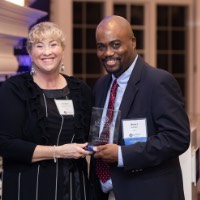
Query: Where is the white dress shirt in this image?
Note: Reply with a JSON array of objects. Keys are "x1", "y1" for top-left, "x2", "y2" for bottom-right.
[{"x1": 99, "y1": 55, "x2": 138, "y2": 193}]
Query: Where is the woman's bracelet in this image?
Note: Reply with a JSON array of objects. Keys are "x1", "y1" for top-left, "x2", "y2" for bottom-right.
[{"x1": 53, "y1": 145, "x2": 57, "y2": 163}]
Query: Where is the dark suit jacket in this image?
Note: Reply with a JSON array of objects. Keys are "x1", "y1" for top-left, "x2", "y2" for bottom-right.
[{"x1": 89, "y1": 55, "x2": 190, "y2": 200}]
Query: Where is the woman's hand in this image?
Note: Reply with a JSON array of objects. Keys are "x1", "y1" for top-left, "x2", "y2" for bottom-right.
[
  {"x1": 56, "y1": 142, "x2": 92, "y2": 159},
  {"x1": 32, "y1": 143, "x2": 92, "y2": 162}
]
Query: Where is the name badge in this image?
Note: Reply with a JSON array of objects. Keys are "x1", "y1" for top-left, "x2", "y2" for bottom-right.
[
  {"x1": 54, "y1": 99, "x2": 74, "y2": 116},
  {"x1": 122, "y1": 118, "x2": 147, "y2": 145}
]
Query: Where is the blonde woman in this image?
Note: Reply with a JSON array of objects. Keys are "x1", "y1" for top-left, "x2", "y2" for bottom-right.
[{"x1": 0, "y1": 22, "x2": 92, "y2": 200}]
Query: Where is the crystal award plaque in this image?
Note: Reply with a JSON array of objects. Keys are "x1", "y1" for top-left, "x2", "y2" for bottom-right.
[{"x1": 86, "y1": 107, "x2": 121, "y2": 151}]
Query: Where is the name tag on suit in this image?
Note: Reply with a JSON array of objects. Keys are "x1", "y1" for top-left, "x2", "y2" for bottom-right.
[{"x1": 122, "y1": 118, "x2": 147, "y2": 145}]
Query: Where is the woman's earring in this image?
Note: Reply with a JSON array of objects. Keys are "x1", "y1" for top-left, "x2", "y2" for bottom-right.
[
  {"x1": 61, "y1": 63, "x2": 65, "y2": 72},
  {"x1": 30, "y1": 65, "x2": 35, "y2": 75}
]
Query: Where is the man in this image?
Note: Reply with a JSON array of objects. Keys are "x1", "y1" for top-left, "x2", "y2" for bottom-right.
[{"x1": 89, "y1": 15, "x2": 190, "y2": 200}]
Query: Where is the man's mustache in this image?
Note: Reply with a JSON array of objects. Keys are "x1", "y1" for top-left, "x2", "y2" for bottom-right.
[{"x1": 102, "y1": 57, "x2": 121, "y2": 62}]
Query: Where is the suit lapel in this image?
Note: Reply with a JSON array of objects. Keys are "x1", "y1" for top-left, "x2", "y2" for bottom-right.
[
  {"x1": 119, "y1": 55, "x2": 144, "y2": 120},
  {"x1": 96, "y1": 75, "x2": 112, "y2": 108}
]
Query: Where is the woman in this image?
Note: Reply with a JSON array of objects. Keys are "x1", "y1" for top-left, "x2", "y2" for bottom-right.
[{"x1": 0, "y1": 22, "x2": 92, "y2": 200}]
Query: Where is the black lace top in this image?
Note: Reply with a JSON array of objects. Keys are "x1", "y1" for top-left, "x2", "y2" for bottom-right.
[
  {"x1": 0, "y1": 72, "x2": 92, "y2": 200},
  {"x1": 0, "y1": 72, "x2": 92, "y2": 168}
]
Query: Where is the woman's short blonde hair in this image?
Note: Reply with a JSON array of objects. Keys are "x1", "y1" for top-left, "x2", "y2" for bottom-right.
[{"x1": 26, "y1": 21, "x2": 65, "y2": 52}]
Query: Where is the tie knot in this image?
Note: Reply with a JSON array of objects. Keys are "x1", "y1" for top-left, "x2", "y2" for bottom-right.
[{"x1": 111, "y1": 79, "x2": 118, "y2": 92}]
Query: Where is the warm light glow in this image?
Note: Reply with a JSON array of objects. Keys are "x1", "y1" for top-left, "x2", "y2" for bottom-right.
[{"x1": 5, "y1": 0, "x2": 25, "y2": 6}]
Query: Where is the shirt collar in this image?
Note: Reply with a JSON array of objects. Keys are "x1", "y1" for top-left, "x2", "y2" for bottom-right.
[{"x1": 112, "y1": 54, "x2": 138, "y2": 86}]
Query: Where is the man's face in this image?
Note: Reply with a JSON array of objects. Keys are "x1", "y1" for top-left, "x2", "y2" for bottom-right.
[{"x1": 96, "y1": 26, "x2": 136, "y2": 77}]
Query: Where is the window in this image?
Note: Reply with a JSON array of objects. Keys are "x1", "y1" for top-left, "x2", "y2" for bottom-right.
[
  {"x1": 72, "y1": 1, "x2": 190, "y2": 108},
  {"x1": 157, "y1": 5, "x2": 188, "y2": 102},
  {"x1": 73, "y1": 1, "x2": 104, "y2": 88}
]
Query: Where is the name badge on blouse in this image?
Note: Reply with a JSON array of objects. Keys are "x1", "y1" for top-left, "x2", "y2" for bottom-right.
[
  {"x1": 122, "y1": 118, "x2": 147, "y2": 145},
  {"x1": 54, "y1": 99, "x2": 74, "y2": 116}
]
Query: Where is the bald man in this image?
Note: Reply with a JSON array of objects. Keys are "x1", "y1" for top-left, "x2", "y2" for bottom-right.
[{"x1": 89, "y1": 15, "x2": 190, "y2": 200}]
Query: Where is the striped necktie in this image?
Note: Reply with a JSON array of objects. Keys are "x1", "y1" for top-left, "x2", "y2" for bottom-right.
[{"x1": 96, "y1": 79, "x2": 118, "y2": 183}]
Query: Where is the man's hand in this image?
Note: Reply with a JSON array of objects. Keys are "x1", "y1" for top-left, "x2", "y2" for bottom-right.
[{"x1": 93, "y1": 144, "x2": 118, "y2": 163}]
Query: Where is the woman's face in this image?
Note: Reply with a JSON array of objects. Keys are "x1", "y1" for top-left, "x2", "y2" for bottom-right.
[{"x1": 29, "y1": 38, "x2": 63, "y2": 74}]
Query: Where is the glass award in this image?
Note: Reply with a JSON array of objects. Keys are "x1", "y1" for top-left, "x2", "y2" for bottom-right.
[{"x1": 86, "y1": 107, "x2": 121, "y2": 151}]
